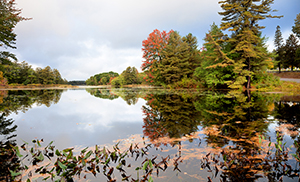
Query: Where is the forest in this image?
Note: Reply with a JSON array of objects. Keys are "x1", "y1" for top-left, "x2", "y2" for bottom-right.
[{"x1": 0, "y1": 0, "x2": 67, "y2": 86}]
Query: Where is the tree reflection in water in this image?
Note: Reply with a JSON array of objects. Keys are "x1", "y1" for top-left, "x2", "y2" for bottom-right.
[
  {"x1": 0, "y1": 113, "x2": 21, "y2": 181},
  {"x1": 142, "y1": 90, "x2": 300, "y2": 181},
  {"x1": 142, "y1": 91, "x2": 201, "y2": 144}
]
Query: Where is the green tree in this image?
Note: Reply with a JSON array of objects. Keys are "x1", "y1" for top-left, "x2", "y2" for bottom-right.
[
  {"x1": 283, "y1": 34, "x2": 300, "y2": 71},
  {"x1": 110, "y1": 75, "x2": 125, "y2": 87},
  {"x1": 121, "y1": 66, "x2": 139, "y2": 85},
  {"x1": 274, "y1": 25, "x2": 284, "y2": 73},
  {"x1": 0, "y1": 0, "x2": 28, "y2": 64},
  {"x1": 53, "y1": 68, "x2": 63, "y2": 84},
  {"x1": 86, "y1": 71, "x2": 119, "y2": 85},
  {"x1": 100, "y1": 77, "x2": 108, "y2": 85},
  {"x1": 158, "y1": 31, "x2": 190, "y2": 85},
  {"x1": 292, "y1": 13, "x2": 300, "y2": 39},
  {"x1": 182, "y1": 33, "x2": 201, "y2": 78},
  {"x1": 194, "y1": 23, "x2": 234, "y2": 89},
  {"x1": 218, "y1": 0, "x2": 281, "y2": 89},
  {"x1": 141, "y1": 30, "x2": 200, "y2": 87}
]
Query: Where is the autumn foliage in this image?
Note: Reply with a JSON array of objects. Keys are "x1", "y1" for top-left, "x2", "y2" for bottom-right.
[
  {"x1": 141, "y1": 29, "x2": 173, "y2": 71},
  {"x1": 141, "y1": 29, "x2": 173, "y2": 85}
]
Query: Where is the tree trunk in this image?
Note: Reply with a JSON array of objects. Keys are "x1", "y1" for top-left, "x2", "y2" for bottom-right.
[
  {"x1": 279, "y1": 63, "x2": 281, "y2": 73},
  {"x1": 247, "y1": 59, "x2": 251, "y2": 89}
]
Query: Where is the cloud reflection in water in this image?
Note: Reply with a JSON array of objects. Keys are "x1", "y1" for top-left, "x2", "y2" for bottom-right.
[{"x1": 11, "y1": 89, "x2": 146, "y2": 149}]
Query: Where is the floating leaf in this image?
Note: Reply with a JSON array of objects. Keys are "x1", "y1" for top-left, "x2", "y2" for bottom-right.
[
  {"x1": 36, "y1": 152, "x2": 44, "y2": 161},
  {"x1": 13, "y1": 146, "x2": 23, "y2": 158},
  {"x1": 37, "y1": 140, "x2": 41, "y2": 147},
  {"x1": 10, "y1": 170, "x2": 21, "y2": 177},
  {"x1": 84, "y1": 150, "x2": 93, "y2": 159},
  {"x1": 149, "y1": 159, "x2": 153, "y2": 169},
  {"x1": 58, "y1": 161, "x2": 67, "y2": 170},
  {"x1": 55, "y1": 149, "x2": 61, "y2": 156},
  {"x1": 81, "y1": 147, "x2": 88, "y2": 154},
  {"x1": 143, "y1": 161, "x2": 149, "y2": 170}
]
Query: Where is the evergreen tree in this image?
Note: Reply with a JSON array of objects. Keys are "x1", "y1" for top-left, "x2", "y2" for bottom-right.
[
  {"x1": 158, "y1": 31, "x2": 190, "y2": 85},
  {"x1": 0, "y1": 0, "x2": 28, "y2": 64},
  {"x1": 292, "y1": 13, "x2": 300, "y2": 39},
  {"x1": 284, "y1": 34, "x2": 300, "y2": 71},
  {"x1": 182, "y1": 33, "x2": 201, "y2": 78},
  {"x1": 218, "y1": 0, "x2": 281, "y2": 89},
  {"x1": 274, "y1": 25, "x2": 284, "y2": 73},
  {"x1": 194, "y1": 23, "x2": 234, "y2": 89}
]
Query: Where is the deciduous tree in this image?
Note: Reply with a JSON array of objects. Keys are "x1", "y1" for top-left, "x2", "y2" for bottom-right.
[
  {"x1": 121, "y1": 66, "x2": 139, "y2": 85},
  {"x1": 141, "y1": 29, "x2": 173, "y2": 85}
]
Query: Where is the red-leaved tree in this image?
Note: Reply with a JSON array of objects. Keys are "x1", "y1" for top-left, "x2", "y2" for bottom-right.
[{"x1": 141, "y1": 29, "x2": 173, "y2": 85}]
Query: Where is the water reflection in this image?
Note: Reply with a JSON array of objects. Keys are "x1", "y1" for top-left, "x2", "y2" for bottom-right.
[
  {"x1": 141, "y1": 90, "x2": 300, "y2": 181},
  {"x1": 0, "y1": 88, "x2": 299, "y2": 181},
  {"x1": 0, "y1": 89, "x2": 65, "y2": 115},
  {"x1": 142, "y1": 91, "x2": 201, "y2": 143},
  {"x1": 86, "y1": 88, "x2": 119, "y2": 100},
  {"x1": 87, "y1": 88, "x2": 145, "y2": 105},
  {"x1": 0, "y1": 113, "x2": 20, "y2": 181}
]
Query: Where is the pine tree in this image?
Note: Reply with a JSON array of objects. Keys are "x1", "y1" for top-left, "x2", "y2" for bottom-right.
[
  {"x1": 194, "y1": 23, "x2": 234, "y2": 89},
  {"x1": 159, "y1": 31, "x2": 190, "y2": 85},
  {"x1": 292, "y1": 13, "x2": 300, "y2": 39},
  {"x1": 182, "y1": 33, "x2": 201, "y2": 78},
  {"x1": 218, "y1": 0, "x2": 281, "y2": 89},
  {"x1": 0, "y1": 0, "x2": 29, "y2": 64},
  {"x1": 284, "y1": 34, "x2": 300, "y2": 71},
  {"x1": 274, "y1": 25, "x2": 284, "y2": 73}
]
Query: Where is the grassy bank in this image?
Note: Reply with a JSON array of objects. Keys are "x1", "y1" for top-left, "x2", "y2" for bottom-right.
[
  {"x1": 272, "y1": 72, "x2": 300, "y2": 78},
  {"x1": 0, "y1": 84, "x2": 78, "y2": 90}
]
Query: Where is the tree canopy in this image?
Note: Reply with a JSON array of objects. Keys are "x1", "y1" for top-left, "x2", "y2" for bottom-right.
[
  {"x1": 0, "y1": 0, "x2": 29, "y2": 63},
  {"x1": 86, "y1": 71, "x2": 119, "y2": 85},
  {"x1": 292, "y1": 13, "x2": 300, "y2": 39},
  {"x1": 216, "y1": 0, "x2": 281, "y2": 89}
]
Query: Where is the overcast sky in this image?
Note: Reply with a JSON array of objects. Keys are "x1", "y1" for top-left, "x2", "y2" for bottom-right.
[{"x1": 10, "y1": 0, "x2": 300, "y2": 80}]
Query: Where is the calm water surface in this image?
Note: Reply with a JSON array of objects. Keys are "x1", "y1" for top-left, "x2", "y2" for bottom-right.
[
  {"x1": 0, "y1": 88, "x2": 299, "y2": 181},
  {"x1": 11, "y1": 89, "x2": 145, "y2": 148}
]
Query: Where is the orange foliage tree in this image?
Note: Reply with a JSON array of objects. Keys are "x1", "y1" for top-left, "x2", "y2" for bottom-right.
[{"x1": 141, "y1": 29, "x2": 173, "y2": 85}]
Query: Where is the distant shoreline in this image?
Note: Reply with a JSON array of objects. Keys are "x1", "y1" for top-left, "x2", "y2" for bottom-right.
[{"x1": 0, "y1": 84, "x2": 156, "y2": 90}]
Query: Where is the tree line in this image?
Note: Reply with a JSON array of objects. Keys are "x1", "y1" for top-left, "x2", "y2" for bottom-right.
[
  {"x1": 0, "y1": 61, "x2": 67, "y2": 85},
  {"x1": 0, "y1": 0, "x2": 67, "y2": 86},
  {"x1": 86, "y1": 67, "x2": 147, "y2": 87},
  {"x1": 274, "y1": 14, "x2": 300, "y2": 72}
]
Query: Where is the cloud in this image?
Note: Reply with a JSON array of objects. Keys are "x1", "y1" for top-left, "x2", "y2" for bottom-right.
[{"x1": 12, "y1": 0, "x2": 221, "y2": 80}]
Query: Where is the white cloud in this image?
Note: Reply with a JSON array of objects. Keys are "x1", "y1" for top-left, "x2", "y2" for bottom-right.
[{"x1": 12, "y1": 0, "x2": 221, "y2": 80}]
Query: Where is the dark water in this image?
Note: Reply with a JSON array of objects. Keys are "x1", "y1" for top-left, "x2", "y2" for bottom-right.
[{"x1": 0, "y1": 88, "x2": 299, "y2": 181}]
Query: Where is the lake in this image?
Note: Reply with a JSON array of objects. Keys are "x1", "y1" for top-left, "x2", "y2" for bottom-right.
[{"x1": 0, "y1": 88, "x2": 299, "y2": 181}]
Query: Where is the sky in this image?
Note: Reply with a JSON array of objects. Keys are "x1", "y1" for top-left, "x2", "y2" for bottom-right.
[{"x1": 9, "y1": 0, "x2": 300, "y2": 81}]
